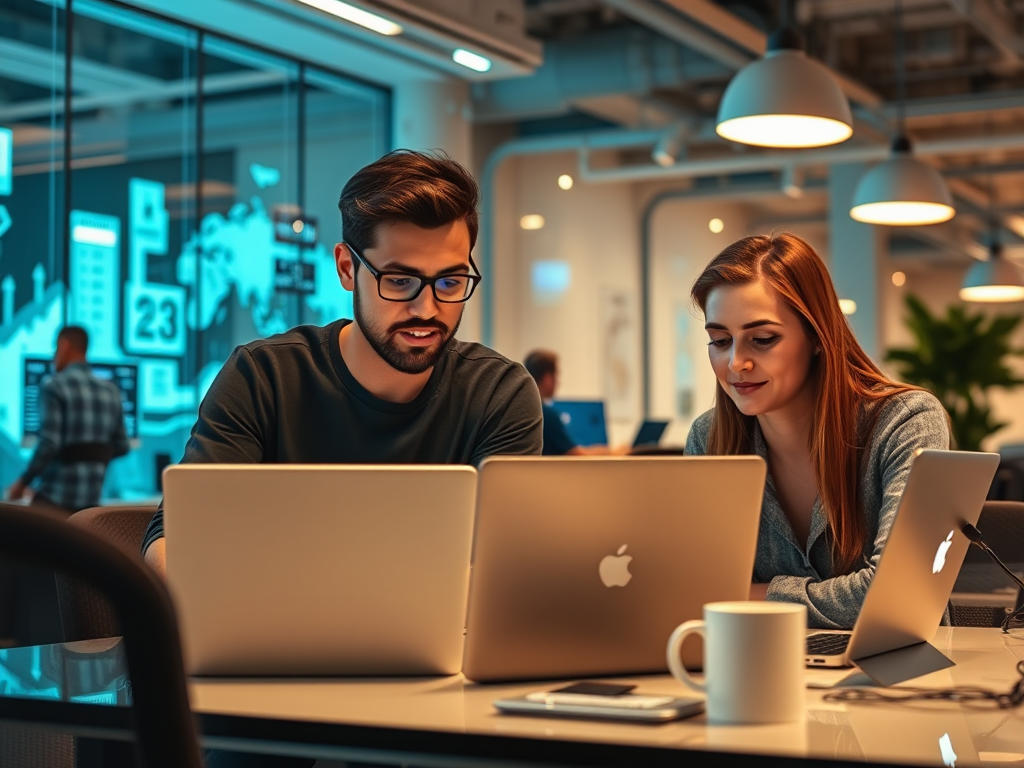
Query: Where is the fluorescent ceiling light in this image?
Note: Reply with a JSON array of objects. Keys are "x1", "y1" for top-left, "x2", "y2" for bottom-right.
[
  {"x1": 295, "y1": 0, "x2": 402, "y2": 36},
  {"x1": 453, "y1": 48, "x2": 491, "y2": 72}
]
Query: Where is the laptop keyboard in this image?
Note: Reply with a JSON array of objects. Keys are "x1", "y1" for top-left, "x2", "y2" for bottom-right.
[{"x1": 806, "y1": 632, "x2": 852, "y2": 656}]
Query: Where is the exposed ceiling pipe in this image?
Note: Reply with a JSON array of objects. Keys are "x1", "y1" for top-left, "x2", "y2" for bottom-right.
[
  {"x1": 602, "y1": 0, "x2": 884, "y2": 109},
  {"x1": 576, "y1": 131, "x2": 1024, "y2": 185},
  {"x1": 472, "y1": 26, "x2": 730, "y2": 124}
]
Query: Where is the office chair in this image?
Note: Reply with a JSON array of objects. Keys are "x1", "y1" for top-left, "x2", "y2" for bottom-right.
[
  {"x1": 950, "y1": 500, "x2": 1024, "y2": 628},
  {"x1": 0, "y1": 502, "x2": 202, "y2": 768},
  {"x1": 55, "y1": 505, "x2": 156, "y2": 642}
]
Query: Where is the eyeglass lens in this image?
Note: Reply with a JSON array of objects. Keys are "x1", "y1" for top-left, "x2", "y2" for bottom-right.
[{"x1": 379, "y1": 274, "x2": 474, "y2": 302}]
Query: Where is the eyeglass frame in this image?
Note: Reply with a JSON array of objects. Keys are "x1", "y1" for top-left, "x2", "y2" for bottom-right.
[{"x1": 345, "y1": 243, "x2": 483, "y2": 304}]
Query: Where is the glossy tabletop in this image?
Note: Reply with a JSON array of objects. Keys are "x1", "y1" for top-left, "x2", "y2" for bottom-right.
[{"x1": 2, "y1": 628, "x2": 1023, "y2": 767}]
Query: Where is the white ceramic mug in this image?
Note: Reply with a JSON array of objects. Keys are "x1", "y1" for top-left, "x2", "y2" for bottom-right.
[{"x1": 666, "y1": 601, "x2": 807, "y2": 725}]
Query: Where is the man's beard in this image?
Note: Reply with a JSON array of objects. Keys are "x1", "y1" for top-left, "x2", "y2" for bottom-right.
[{"x1": 354, "y1": 288, "x2": 462, "y2": 374}]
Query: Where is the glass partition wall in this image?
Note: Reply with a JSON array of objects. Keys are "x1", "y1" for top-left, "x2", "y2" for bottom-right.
[{"x1": 0, "y1": 0, "x2": 389, "y2": 500}]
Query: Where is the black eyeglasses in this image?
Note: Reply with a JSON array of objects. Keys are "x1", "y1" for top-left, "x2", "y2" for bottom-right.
[{"x1": 347, "y1": 244, "x2": 482, "y2": 303}]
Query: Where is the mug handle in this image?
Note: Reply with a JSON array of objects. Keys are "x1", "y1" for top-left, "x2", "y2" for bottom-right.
[{"x1": 666, "y1": 620, "x2": 707, "y2": 693}]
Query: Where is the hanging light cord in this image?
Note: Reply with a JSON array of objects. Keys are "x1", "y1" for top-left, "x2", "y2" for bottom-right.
[{"x1": 895, "y1": 0, "x2": 907, "y2": 138}]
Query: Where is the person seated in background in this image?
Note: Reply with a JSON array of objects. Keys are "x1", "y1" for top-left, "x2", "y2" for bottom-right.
[
  {"x1": 523, "y1": 349, "x2": 629, "y2": 456},
  {"x1": 686, "y1": 232, "x2": 949, "y2": 629},
  {"x1": 143, "y1": 149, "x2": 543, "y2": 580},
  {"x1": 5, "y1": 326, "x2": 129, "y2": 516}
]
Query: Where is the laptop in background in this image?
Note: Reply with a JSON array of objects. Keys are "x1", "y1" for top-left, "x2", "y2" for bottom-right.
[
  {"x1": 804, "y1": 449, "x2": 999, "y2": 685},
  {"x1": 163, "y1": 464, "x2": 477, "y2": 677},
  {"x1": 463, "y1": 455, "x2": 766, "y2": 682},
  {"x1": 631, "y1": 420, "x2": 670, "y2": 449},
  {"x1": 550, "y1": 400, "x2": 607, "y2": 446}
]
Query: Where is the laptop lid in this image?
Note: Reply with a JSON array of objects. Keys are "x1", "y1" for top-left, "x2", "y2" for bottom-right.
[
  {"x1": 632, "y1": 420, "x2": 670, "y2": 449},
  {"x1": 550, "y1": 400, "x2": 608, "y2": 446},
  {"x1": 847, "y1": 449, "x2": 999, "y2": 664},
  {"x1": 463, "y1": 455, "x2": 766, "y2": 682},
  {"x1": 163, "y1": 464, "x2": 477, "y2": 677}
]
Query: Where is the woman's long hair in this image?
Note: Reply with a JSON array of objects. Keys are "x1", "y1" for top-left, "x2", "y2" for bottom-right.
[{"x1": 691, "y1": 233, "x2": 918, "y2": 574}]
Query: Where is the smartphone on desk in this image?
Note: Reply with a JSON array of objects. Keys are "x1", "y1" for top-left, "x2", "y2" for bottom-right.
[{"x1": 493, "y1": 681, "x2": 704, "y2": 723}]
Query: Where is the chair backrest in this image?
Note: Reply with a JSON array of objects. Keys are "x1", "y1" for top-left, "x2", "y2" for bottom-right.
[
  {"x1": 0, "y1": 502, "x2": 201, "y2": 768},
  {"x1": 964, "y1": 501, "x2": 1024, "y2": 566},
  {"x1": 55, "y1": 506, "x2": 156, "y2": 642}
]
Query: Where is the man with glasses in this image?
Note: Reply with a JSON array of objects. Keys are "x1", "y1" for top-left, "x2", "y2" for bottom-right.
[{"x1": 143, "y1": 150, "x2": 542, "y2": 579}]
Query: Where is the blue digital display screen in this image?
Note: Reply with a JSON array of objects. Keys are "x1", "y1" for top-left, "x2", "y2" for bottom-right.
[{"x1": 23, "y1": 358, "x2": 139, "y2": 441}]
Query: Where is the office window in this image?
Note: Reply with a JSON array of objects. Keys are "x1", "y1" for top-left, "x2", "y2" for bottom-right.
[{"x1": 0, "y1": 0, "x2": 390, "y2": 500}]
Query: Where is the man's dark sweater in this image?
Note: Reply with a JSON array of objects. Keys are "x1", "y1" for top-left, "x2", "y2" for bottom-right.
[{"x1": 143, "y1": 319, "x2": 543, "y2": 551}]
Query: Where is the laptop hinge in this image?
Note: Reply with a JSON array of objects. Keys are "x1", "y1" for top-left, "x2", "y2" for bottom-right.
[{"x1": 850, "y1": 641, "x2": 955, "y2": 686}]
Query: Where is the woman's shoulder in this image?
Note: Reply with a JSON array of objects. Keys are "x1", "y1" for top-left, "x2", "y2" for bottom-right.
[
  {"x1": 870, "y1": 387, "x2": 945, "y2": 421},
  {"x1": 685, "y1": 408, "x2": 716, "y2": 453},
  {"x1": 864, "y1": 387, "x2": 949, "y2": 450}
]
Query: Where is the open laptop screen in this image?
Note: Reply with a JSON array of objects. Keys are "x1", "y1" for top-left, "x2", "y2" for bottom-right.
[{"x1": 551, "y1": 400, "x2": 608, "y2": 447}]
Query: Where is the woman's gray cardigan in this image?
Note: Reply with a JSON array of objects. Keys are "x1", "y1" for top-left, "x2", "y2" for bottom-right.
[{"x1": 685, "y1": 390, "x2": 950, "y2": 629}]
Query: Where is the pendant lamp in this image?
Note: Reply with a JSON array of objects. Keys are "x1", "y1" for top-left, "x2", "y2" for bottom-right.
[
  {"x1": 849, "y1": 0, "x2": 954, "y2": 226},
  {"x1": 960, "y1": 244, "x2": 1024, "y2": 303},
  {"x1": 715, "y1": 2, "x2": 852, "y2": 149},
  {"x1": 959, "y1": 139, "x2": 1024, "y2": 302}
]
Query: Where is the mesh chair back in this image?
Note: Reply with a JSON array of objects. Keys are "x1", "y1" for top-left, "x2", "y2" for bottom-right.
[
  {"x1": 0, "y1": 502, "x2": 201, "y2": 768},
  {"x1": 55, "y1": 506, "x2": 155, "y2": 642},
  {"x1": 952, "y1": 500, "x2": 1024, "y2": 627}
]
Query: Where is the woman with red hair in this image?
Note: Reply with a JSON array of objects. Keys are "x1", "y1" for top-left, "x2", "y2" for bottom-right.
[{"x1": 686, "y1": 232, "x2": 949, "y2": 629}]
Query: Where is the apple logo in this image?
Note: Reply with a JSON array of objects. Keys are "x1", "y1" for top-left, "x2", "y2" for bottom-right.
[
  {"x1": 599, "y1": 544, "x2": 633, "y2": 587},
  {"x1": 939, "y1": 733, "x2": 957, "y2": 768},
  {"x1": 932, "y1": 530, "x2": 955, "y2": 574}
]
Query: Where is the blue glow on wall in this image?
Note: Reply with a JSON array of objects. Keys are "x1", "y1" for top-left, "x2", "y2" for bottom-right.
[
  {"x1": 531, "y1": 260, "x2": 572, "y2": 305},
  {"x1": 0, "y1": 127, "x2": 11, "y2": 197}
]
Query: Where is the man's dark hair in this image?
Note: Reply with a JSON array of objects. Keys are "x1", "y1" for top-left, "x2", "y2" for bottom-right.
[
  {"x1": 523, "y1": 350, "x2": 558, "y2": 385},
  {"x1": 338, "y1": 149, "x2": 480, "y2": 264},
  {"x1": 58, "y1": 325, "x2": 89, "y2": 354}
]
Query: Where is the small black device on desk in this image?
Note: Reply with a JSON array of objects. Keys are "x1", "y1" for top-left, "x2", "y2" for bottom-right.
[{"x1": 493, "y1": 681, "x2": 704, "y2": 723}]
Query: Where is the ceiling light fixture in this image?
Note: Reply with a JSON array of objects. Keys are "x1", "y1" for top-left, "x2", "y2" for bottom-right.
[
  {"x1": 715, "y1": 0, "x2": 852, "y2": 148},
  {"x1": 849, "y1": 0, "x2": 954, "y2": 226},
  {"x1": 453, "y1": 48, "x2": 492, "y2": 72},
  {"x1": 960, "y1": 245, "x2": 1024, "y2": 303},
  {"x1": 295, "y1": 0, "x2": 402, "y2": 36},
  {"x1": 959, "y1": 122, "x2": 1024, "y2": 302}
]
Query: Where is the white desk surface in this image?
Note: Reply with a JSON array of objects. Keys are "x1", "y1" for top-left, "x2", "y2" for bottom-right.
[{"x1": 188, "y1": 627, "x2": 1024, "y2": 767}]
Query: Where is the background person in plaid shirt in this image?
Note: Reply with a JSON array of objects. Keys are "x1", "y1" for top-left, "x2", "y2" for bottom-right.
[{"x1": 5, "y1": 326, "x2": 130, "y2": 515}]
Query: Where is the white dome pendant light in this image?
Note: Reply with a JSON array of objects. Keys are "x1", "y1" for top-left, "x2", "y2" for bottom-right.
[
  {"x1": 960, "y1": 139, "x2": 1024, "y2": 302},
  {"x1": 715, "y1": 0, "x2": 852, "y2": 148},
  {"x1": 850, "y1": 0, "x2": 954, "y2": 226}
]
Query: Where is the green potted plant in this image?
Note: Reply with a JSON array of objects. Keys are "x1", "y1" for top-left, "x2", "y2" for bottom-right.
[{"x1": 884, "y1": 294, "x2": 1024, "y2": 451}]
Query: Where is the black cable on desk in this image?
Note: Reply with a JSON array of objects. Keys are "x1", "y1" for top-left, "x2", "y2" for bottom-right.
[{"x1": 961, "y1": 523, "x2": 1024, "y2": 633}]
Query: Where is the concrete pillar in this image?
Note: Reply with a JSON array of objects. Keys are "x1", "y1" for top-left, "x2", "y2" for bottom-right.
[
  {"x1": 392, "y1": 78, "x2": 480, "y2": 341},
  {"x1": 392, "y1": 79, "x2": 472, "y2": 167},
  {"x1": 829, "y1": 162, "x2": 884, "y2": 359}
]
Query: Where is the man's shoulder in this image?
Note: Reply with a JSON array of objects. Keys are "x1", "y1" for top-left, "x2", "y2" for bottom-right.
[
  {"x1": 447, "y1": 339, "x2": 528, "y2": 379},
  {"x1": 237, "y1": 323, "x2": 335, "y2": 360}
]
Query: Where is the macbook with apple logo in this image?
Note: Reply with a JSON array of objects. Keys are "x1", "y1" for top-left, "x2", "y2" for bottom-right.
[
  {"x1": 803, "y1": 449, "x2": 999, "y2": 685},
  {"x1": 462, "y1": 455, "x2": 767, "y2": 682}
]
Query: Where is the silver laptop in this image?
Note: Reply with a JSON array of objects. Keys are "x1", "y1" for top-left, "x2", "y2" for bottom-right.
[
  {"x1": 163, "y1": 464, "x2": 477, "y2": 676},
  {"x1": 462, "y1": 455, "x2": 767, "y2": 682},
  {"x1": 804, "y1": 449, "x2": 998, "y2": 682}
]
